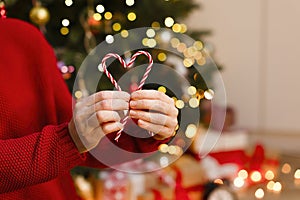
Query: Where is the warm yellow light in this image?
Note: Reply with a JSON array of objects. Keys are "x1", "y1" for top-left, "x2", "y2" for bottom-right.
[
  {"x1": 194, "y1": 41, "x2": 204, "y2": 50},
  {"x1": 164, "y1": 17, "x2": 174, "y2": 27},
  {"x1": 282, "y1": 163, "x2": 292, "y2": 174},
  {"x1": 158, "y1": 144, "x2": 168, "y2": 153},
  {"x1": 238, "y1": 169, "x2": 249, "y2": 180},
  {"x1": 214, "y1": 179, "x2": 224, "y2": 185},
  {"x1": 75, "y1": 91, "x2": 83, "y2": 99},
  {"x1": 265, "y1": 170, "x2": 275, "y2": 180},
  {"x1": 120, "y1": 30, "x2": 129, "y2": 38},
  {"x1": 151, "y1": 21, "x2": 160, "y2": 29},
  {"x1": 177, "y1": 43, "x2": 187, "y2": 52},
  {"x1": 142, "y1": 38, "x2": 149, "y2": 46},
  {"x1": 65, "y1": 0, "x2": 73, "y2": 6},
  {"x1": 172, "y1": 97, "x2": 177, "y2": 103},
  {"x1": 146, "y1": 28, "x2": 155, "y2": 38},
  {"x1": 294, "y1": 169, "x2": 300, "y2": 179},
  {"x1": 185, "y1": 124, "x2": 197, "y2": 138},
  {"x1": 196, "y1": 57, "x2": 206, "y2": 66},
  {"x1": 189, "y1": 98, "x2": 199, "y2": 108},
  {"x1": 61, "y1": 19, "x2": 70, "y2": 26},
  {"x1": 267, "y1": 181, "x2": 275, "y2": 190},
  {"x1": 96, "y1": 4, "x2": 105, "y2": 13},
  {"x1": 168, "y1": 145, "x2": 177, "y2": 155},
  {"x1": 250, "y1": 171, "x2": 262, "y2": 182},
  {"x1": 60, "y1": 27, "x2": 69, "y2": 35},
  {"x1": 233, "y1": 177, "x2": 245, "y2": 188},
  {"x1": 104, "y1": 12, "x2": 112, "y2": 20},
  {"x1": 194, "y1": 52, "x2": 203, "y2": 60},
  {"x1": 157, "y1": 52, "x2": 167, "y2": 62},
  {"x1": 172, "y1": 23, "x2": 181, "y2": 33},
  {"x1": 127, "y1": 12, "x2": 136, "y2": 21},
  {"x1": 175, "y1": 100, "x2": 184, "y2": 109},
  {"x1": 126, "y1": 0, "x2": 135, "y2": 6},
  {"x1": 204, "y1": 89, "x2": 214, "y2": 100},
  {"x1": 255, "y1": 188, "x2": 264, "y2": 199},
  {"x1": 187, "y1": 47, "x2": 197, "y2": 57},
  {"x1": 93, "y1": 13, "x2": 102, "y2": 21},
  {"x1": 170, "y1": 38, "x2": 180, "y2": 48},
  {"x1": 158, "y1": 86, "x2": 167, "y2": 93},
  {"x1": 180, "y1": 23, "x2": 187, "y2": 33},
  {"x1": 273, "y1": 182, "x2": 282, "y2": 192},
  {"x1": 183, "y1": 58, "x2": 194, "y2": 68},
  {"x1": 147, "y1": 38, "x2": 156, "y2": 48},
  {"x1": 112, "y1": 23, "x2": 121, "y2": 31},
  {"x1": 187, "y1": 86, "x2": 197, "y2": 95}
]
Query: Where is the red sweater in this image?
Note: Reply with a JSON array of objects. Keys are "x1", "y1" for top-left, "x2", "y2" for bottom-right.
[{"x1": 0, "y1": 18, "x2": 167, "y2": 199}]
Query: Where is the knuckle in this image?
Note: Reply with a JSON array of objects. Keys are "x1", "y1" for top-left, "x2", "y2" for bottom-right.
[{"x1": 99, "y1": 100, "x2": 111, "y2": 110}]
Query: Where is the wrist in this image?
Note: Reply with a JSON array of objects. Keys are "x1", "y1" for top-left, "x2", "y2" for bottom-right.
[{"x1": 68, "y1": 119, "x2": 87, "y2": 154}]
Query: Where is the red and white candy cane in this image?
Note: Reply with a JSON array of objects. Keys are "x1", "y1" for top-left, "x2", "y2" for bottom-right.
[{"x1": 101, "y1": 50, "x2": 154, "y2": 141}]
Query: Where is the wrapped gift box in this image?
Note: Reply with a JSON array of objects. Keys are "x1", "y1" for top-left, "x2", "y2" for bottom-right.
[{"x1": 164, "y1": 155, "x2": 207, "y2": 188}]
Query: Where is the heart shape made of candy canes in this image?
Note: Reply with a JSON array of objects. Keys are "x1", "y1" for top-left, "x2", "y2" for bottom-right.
[{"x1": 101, "y1": 50, "x2": 154, "y2": 141}]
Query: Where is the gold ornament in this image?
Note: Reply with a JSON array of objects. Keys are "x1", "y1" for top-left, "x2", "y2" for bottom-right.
[{"x1": 29, "y1": 5, "x2": 50, "y2": 26}]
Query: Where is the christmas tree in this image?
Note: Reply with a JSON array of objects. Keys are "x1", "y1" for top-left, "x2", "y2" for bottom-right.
[{"x1": 6, "y1": 0, "x2": 216, "y2": 90}]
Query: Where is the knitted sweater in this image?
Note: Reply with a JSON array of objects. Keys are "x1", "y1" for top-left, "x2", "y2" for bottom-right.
[{"x1": 0, "y1": 18, "x2": 166, "y2": 199}]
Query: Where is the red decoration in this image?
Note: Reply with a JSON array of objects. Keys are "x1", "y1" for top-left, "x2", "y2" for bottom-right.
[{"x1": 0, "y1": 1, "x2": 7, "y2": 19}]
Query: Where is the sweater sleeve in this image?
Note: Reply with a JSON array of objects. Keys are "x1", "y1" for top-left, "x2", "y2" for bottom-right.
[{"x1": 0, "y1": 123, "x2": 86, "y2": 194}]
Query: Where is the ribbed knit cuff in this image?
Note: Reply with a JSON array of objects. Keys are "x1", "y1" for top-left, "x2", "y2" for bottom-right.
[{"x1": 55, "y1": 123, "x2": 86, "y2": 169}]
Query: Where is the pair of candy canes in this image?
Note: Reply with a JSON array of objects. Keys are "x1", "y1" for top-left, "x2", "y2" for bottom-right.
[{"x1": 101, "y1": 51, "x2": 153, "y2": 141}]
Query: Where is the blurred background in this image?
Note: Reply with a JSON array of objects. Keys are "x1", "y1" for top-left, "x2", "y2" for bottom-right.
[{"x1": 3, "y1": 0, "x2": 300, "y2": 199}]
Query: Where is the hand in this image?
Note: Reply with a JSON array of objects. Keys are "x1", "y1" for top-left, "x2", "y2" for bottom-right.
[
  {"x1": 68, "y1": 91, "x2": 130, "y2": 153},
  {"x1": 129, "y1": 90, "x2": 178, "y2": 140}
]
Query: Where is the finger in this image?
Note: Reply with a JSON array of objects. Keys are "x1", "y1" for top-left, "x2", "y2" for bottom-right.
[
  {"x1": 130, "y1": 99, "x2": 177, "y2": 116},
  {"x1": 131, "y1": 90, "x2": 174, "y2": 104},
  {"x1": 82, "y1": 99, "x2": 129, "y2": 116},
  {"x1": 82, "y1": 91, "x2": 130, "y2": 106},
  {"x1": 102, "y1": 122, "x2": 124, "y2": 135},
  {"x1": 137, "y1": 119, "x2": 173, "y2": 139},
  {"x1": 90, "y1": 110, "x2": 121, "y2": 127},
  {"x1": 129, "y1": 110, "x2": 177, "y2": 128}
]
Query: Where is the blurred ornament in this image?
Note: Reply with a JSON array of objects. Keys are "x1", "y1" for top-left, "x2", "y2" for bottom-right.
[
  {"x1": 0, "y1": 0, "x2": 7, "y2": 19},
  {"x1": 87, "y1": 15, "x2": 102, "y2": 34},
  {"x1": 29, "y1": 2, "x2": 50, "y2": 26}
]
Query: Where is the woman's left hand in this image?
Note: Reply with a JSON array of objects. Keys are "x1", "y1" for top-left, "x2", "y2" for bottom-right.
[{"x1": 129, "y1": 90, "x2": 178, "y2": 140}]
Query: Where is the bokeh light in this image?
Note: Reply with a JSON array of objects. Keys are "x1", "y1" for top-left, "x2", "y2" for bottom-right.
[
  {"x1": 282, "y1": 163, "x2": 292, "y2": 174},
  {"x1": 104, "y1": 12, "x2": 112, "y2": 20},
  {"x1": 164, "y1": 17, "x2": 174, "y2": 27},
  {"x1": 250, "y1": 171, "x2": 262, "y2": 182},
  {"x1": 96, "y1": 4, "x2": 105, "y2": 13},
  {"x1": 120, "y1": 30, "x2": 129, "y2": 38},
  {"x1": 238, "y1": 169, "x2": 249, "y2": 180},
  {"x1": 127, "y1": 12, "x2": 136, "y2": 21},
  {"x1": 126, "y1": 0, "x2": 135, "y2": 6},
  {"x1": 233, "y1": 177, "x2": 245, "y2": 188},
  {"x1": 61, "y1": 19, "x2": 70, "y2": 26},
  {"x1": 255, "y1": 188, "x2": 264, "y2": 199},
  {"x1": 265, "y1": 170, "x2": 275, "y2": 180}
]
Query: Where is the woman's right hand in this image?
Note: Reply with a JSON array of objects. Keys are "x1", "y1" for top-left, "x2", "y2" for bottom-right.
[{"x1": 68, "y1": 91, "x2": 130, "y2": 153}]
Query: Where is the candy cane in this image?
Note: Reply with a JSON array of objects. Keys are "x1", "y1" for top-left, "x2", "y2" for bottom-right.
[{"x1": 101, "y1": 51, "x2": 153, "y2": 141}]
